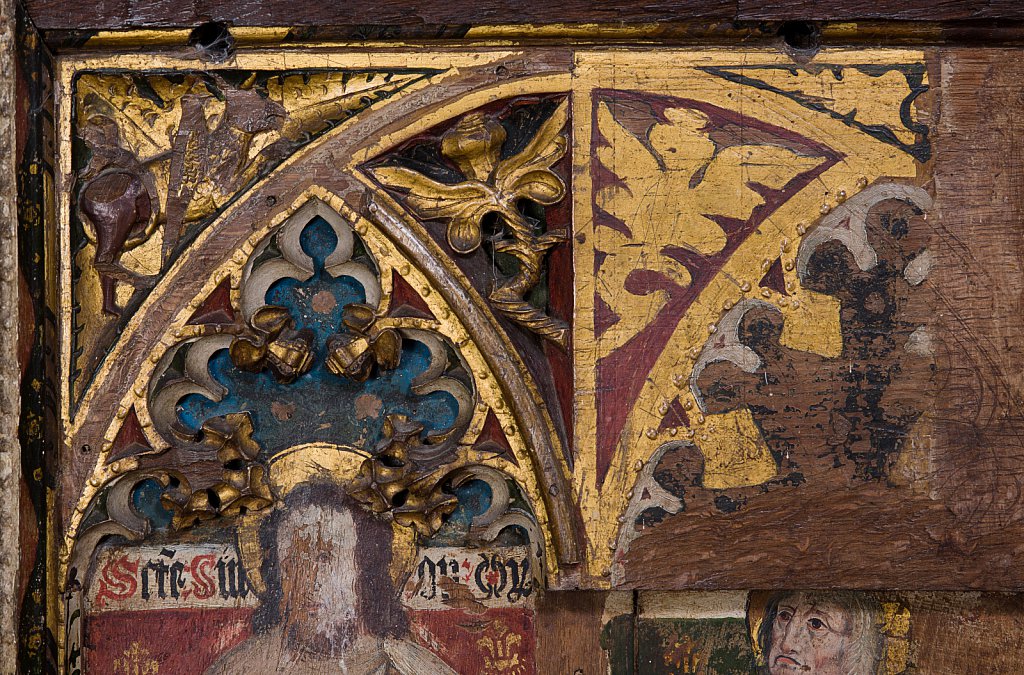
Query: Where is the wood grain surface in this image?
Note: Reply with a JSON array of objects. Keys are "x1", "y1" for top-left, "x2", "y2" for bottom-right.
[
  {"x1": 22, "y1": 0, "x2": 1024, "y2": 33},
  {"x1": 535, "y1": 591, "x2": 614, "y2": 675}
]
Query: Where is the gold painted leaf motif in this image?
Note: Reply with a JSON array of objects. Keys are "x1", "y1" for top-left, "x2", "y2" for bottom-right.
[
  {"x1": 594, "y1": 102, "x2": 824, "y2": 356},
  {"x1": 368, "y1": 167, "x2": 494, "y2": 253},
  {"x1": 719, "y1": 66, "x2": 922, "y2": 144},
  {"x1": 266, "y1": 71, "x2": 424, "y2": 141},
  {"x1": 77, "y1": 74, "x2": 212, "y2": 162}
]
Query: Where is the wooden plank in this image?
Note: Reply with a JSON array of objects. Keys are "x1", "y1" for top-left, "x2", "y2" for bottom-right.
[
  {"x1": 23, "y1": 0, "x2": 1024, "y2": 34},
  {"x1": 534, "y1": 590, "x2": 618, "y2": 675},
  {"x1": 24, "y1": 0, "x2": 734, "y2": 32},
  {"x1": 737, "y1": 0, "x2": 1024, "y2": 21},
  {"x1": 0, "y1": 0, "x2": 24, "y2": 669}
]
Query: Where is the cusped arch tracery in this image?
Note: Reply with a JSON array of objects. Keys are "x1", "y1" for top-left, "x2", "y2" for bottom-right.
[
  {"x1": 66, "y1": 185, "x2": 570, "y2": 595},
  {"x1": 62, "y1": 68, "x2": 582, "y2": 593}
]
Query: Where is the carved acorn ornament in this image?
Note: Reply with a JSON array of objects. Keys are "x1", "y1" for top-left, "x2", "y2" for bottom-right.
[
  {"x1": 229, "y1": 305, "x2": 314, "y2": 383},
  {"x1": 441, "y1": 113, "x2": 505, "y2": 184},
  {"x1": 348, "y1": 415, "x2": 459, "y2": 537},
  {"x1": 326, "y1": 303, "x2": 401, "y2": 382}
]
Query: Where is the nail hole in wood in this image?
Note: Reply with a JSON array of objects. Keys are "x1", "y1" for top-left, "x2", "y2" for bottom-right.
[
  {"x1": 778, "y1": 21, "x2": 821, "y2": 53},
  {"x1": 189, "y1": 21, "x2": 236, "y2": 63}
]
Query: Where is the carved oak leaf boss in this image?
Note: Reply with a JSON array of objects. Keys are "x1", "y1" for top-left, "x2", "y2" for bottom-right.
[
  {"x1": 326, "y1": 303, "x2": 402, "y2": 382},
  {"x1": 349, "y1": 415, "x2": 459, "y2": 536},
  {"x1": 371, "y1": 100, "x2": 571, "y2": 348}
]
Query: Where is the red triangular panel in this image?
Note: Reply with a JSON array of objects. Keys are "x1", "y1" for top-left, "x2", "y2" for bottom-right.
[
  {"x1": 187, "y1": 278, "x2": 236, "y2": 325},
  {"x1": 657, "y1": 396, "x2": 692, "y2": 432},
  {"x1": 389, "y1": 270, "x2": 436, "y2": 320},
  {"x1": 107, "y1": 407, "x2": 154, "y2": 463},
  {"x1": 473, "y1": 409, "x2": 518, "y2": 467},
  {"x1": 758, "y1": 257, "x2": 790, "y2": 296}
]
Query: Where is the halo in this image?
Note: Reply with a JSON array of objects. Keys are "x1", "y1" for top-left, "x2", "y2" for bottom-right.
[
  {"x1": 235, "y1": 442, "x2": 417, "y2": 595},
  {"x1": 746, "y1": 591, "x2": 769, "y2": 667}
]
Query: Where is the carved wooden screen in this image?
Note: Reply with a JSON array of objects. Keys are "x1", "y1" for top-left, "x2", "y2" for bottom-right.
[{"x1": 14, "y1": 8, "x2": 1024, "y2": 673}]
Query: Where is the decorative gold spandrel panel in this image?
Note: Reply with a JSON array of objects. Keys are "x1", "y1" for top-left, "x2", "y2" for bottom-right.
[
  {"x1": 67, "y1": 67, "x2": 438, "y2": 409},
  {"x1": 570, "y1": 50, "x2": 933, "y2": 582},
  {"x1": 50, "y1": 41, "x2": 1024, "y2": 673}
]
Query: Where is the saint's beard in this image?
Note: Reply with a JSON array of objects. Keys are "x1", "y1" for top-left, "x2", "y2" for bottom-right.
[{"x1": 282, "y1": 581, "x2": 359, "y2": 657}]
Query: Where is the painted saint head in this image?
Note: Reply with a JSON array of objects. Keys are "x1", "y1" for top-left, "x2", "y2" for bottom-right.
[
  {"x1": 255, "y1": 480, "x2": 409, "y2": 655},
  {"x1": 757, "y1": 591, "x2": 883, "y2": 675}
]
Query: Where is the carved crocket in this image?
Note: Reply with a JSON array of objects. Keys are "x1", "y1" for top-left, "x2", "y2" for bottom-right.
[{"x1": 79, "y1": 169, "x2": 156, "y2": 315}]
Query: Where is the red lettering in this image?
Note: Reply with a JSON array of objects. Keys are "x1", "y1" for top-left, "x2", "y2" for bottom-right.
[
  {"x1": 94, "y1": 555, "x2": 139, "y2": 609},
  {"x1": 189, "y1": 554, "x2": 217, "y2": 600}
]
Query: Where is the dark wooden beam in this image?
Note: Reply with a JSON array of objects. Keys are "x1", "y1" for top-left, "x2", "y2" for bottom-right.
[
  {"x1": 737, "y1": 0, "x2": 1024, "y2": 21},
  {"x1": 23, "y1": 0, "x2": 1024, "y2": 33},
  {"x1": 25, "y1": 0, "x2": 735, "y2": 32}
]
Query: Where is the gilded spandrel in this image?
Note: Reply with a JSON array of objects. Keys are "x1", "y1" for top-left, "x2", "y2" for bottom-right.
[
  {"x1": 570, "y1": 51, "x2": 933, "y2": 581},
  {"x1": 42, "y1": 41, "x2": 1024, "y2": 673},
  {"x1": 70, "y1": 69, "x2": 435, "y2": 408}
]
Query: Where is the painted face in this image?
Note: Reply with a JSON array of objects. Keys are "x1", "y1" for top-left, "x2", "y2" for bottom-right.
[
  {"x1": 277, "y1": 500, "x2": 360, "y2": 653},
  {"x1": 767, "y1": 594, "x2": 860, "y2": 675}
]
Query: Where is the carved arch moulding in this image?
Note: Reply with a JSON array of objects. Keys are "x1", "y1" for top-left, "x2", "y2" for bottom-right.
[{"x1": 43, "y1": 44, "x2": 1024, "y2": 672}]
